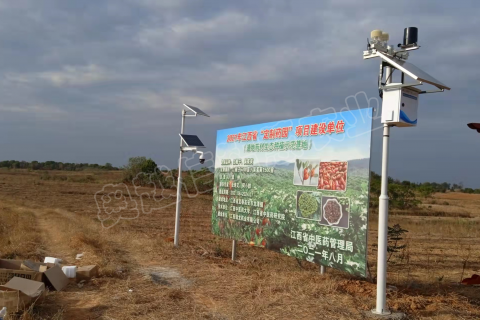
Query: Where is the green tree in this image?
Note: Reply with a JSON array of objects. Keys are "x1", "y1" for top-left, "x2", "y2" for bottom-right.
[
  {"x1": 464, "y1": 188, "x2": 474, "y2": 194},
  {"x1": 418, "y1": 184, "x2": 435, "y2": 198},
  {"x1": 141, "y1": 159, "x2": 157, "y2": 174},
  {"x1": 123, "y1": 157, "x2": 158, "y2": 185},
  {"x1": 389, "y1": 184, "x2": 419, "y2": 209}
]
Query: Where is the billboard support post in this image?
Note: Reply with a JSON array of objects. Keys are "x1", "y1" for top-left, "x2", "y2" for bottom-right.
[
  {"x1": 232, "y1": 240, "x2": 237, "y2": 261},
  {"x1": 320, "y1": 265, "x2": 326, "y2": 275}
]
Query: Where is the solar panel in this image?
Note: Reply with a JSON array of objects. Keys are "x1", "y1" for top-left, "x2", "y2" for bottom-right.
[
  {"x1": 183, "y1": 104, "x2": 210, "y2": 117},
  {"x1": 179, "y1": 134, "x2": 205, "y2": 147},
  {"x1": 377, "y1": 52, "x2": 450, "y2": 90}
]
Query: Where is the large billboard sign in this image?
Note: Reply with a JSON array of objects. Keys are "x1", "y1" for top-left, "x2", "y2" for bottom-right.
[{"x1": 211, "y1": 108, "x2": 373, "y2": 277}]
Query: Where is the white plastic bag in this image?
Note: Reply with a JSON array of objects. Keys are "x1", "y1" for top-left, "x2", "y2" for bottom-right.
[{"x1": 62, "y1": 266, "x2": 77, "y2": 279}]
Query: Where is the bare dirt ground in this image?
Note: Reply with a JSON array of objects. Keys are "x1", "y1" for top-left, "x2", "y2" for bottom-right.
[{"x1": 1, "y1": 169, "x2": 479, "y2": 319}]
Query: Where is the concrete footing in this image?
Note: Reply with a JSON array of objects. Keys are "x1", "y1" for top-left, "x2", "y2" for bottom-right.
[{"x1": 363, "y1": 310, "x2": 406, "y2": 320}]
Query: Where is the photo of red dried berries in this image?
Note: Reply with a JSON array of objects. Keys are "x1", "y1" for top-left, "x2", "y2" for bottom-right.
[
  {"x1": 317, "y1": 161, "x2": 348, "y2": 191},
  {"x1": 319, "y1": 196, "x2": 350, "y2": 229}
]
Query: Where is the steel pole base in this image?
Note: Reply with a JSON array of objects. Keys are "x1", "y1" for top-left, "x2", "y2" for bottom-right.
[
  {"x1": 232, "y1": 240, "x2": 237, "y2": 261},
  {"x1": 364, "y1": 310, "x2": 406, "y2": 319},
  {"x1": 320, "y1": 265, "x2": 326, "y2": 275}
]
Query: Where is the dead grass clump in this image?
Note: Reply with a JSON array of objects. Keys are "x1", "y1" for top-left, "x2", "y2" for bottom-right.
[
  {"x1": 311, "y1": 275, "x2": 341, "y2": 296},
  {"x1": 391, "y1": 208, "x2": 471, "y2": 218},
  {"x1": 38, "y1": 210, "x2": 133, "y2": 279},
  {"x1": 390, "y1": 292, "x2": 480, "y2": 318},
  {"x1": 67, "y1": 175, "x2": 96, "y2": 183},
  {"x1": 70, "y1": 232, "x2": 104, "y2": 251},
  {"x1": 338, "y1": 279, "x2": 376, "y2": 297},
  {"x1": 16, "y1": 294, "x2": 65, "y2": 320},
  {"x1": 38, "y1": 171, "x2": 97, "y2": 184},
  {"x1": 213, "y1": 244, "x2": 231, "y2": 258},
  {"x1": 98, "y1": 265, "x2": 128, "y2": 279},
  {"x1": 165, "y1": 288, "x2": 189, "y2": 300},
  {"x1": 0, "y1": 206, "x2": 43, "y2": 260},
  {"x1": 111, "y1": 285, "x2": 198, "y2": 318}
]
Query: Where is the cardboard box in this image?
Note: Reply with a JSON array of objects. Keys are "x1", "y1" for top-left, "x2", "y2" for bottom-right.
[
  {"x1": 4, "y1": 277, "x2": 45, "y2": 299},
  {"x1": 76, "y1": 265, "x2": 99, "y2": 281},
  {"x1": 0, "y1": 260, "x2": 42, "y2": 285},
  {"x1": 0, "y1": 277, "x2": 45, "y2": 313},
  {"x1": 0, "y1": 287, "x2": 30, "y2": 313},
  {"x1": 43, "y1": 265, "x2": 69, "y2": 291},
  {"x1": 21, "y1": 260, "x2": 48, "y2": 273}
]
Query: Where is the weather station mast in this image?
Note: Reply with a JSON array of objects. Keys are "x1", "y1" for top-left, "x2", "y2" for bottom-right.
[{"x1": 363, "y1": 27, "x2": 450, "y2": 318}]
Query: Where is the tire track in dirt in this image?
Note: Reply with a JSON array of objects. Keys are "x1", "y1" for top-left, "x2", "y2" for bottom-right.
[
  {"x1": 13, "y1": 205, "x2": 119, "y2": 319},
  {"x1": 2, "y1": 196, "x2": 216, "y2": 319}
]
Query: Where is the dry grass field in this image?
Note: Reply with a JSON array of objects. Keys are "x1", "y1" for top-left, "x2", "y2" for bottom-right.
[{"x1": 0, "y1": 169, "x2": 479, "y2": 319}]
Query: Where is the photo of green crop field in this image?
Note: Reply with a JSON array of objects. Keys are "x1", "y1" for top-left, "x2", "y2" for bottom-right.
[
  {"x1": 212, "y1": 158, "x2": 370, "y2": 277},
  {"x1": 296, "y1": 190, "x2": 322, "y2": 221}
]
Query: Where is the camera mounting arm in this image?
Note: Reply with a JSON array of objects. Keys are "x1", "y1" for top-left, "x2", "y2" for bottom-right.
[
  {"x1": 179, "y1": 146, "x2": 205, "y2": 163},
  {"x1": 180, "y1": 146, "x2": 199, "y2": 153}
]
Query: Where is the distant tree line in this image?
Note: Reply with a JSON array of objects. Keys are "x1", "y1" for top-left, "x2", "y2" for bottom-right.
[
  {"x1": 0, "y1": 160, "x2": 119, "y2": 171},
  {"x1": 2, "y1": 158, "x2": 479, "y2": 199},
  {"x1": 370, "y1": 172, "x2": 480, "y2": 209},
  {"x1": 123, "y1": 157, "x2": 214, "y2": 194}
]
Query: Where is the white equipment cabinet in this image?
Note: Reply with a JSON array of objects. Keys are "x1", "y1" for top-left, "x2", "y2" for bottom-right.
[{"x1": 381, "y1": 85, "x2": 420, "y2": 127}]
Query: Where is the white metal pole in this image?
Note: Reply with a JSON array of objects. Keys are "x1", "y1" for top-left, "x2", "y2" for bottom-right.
[
  {"x1": 232, "y1": 240, "x2": 237, "y2": 261},
  {"x1": 174, "y1": 110, "x2": 186, "y2": 247},
  {"x1": 375, "y1": 66, "x2": 392, "y2": 315},
  {"x1": 320, "y1": 265, "x2": 326, "y2": 275}
]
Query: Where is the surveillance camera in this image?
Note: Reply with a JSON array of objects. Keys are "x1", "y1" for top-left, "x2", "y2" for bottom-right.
[{"x1": 198, "y1": 153, "x2": 205, "y2": 164}]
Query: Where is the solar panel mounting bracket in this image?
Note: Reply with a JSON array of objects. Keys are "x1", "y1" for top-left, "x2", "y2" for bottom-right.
[
  {"x1": 183, "y1": 104, "x2": 210, "y2": 117},
  {"x1": 376, "y1": 51, "x2": 450, "y2": 91},
  {"x1": 380, "y1": 81, "x2": 423, "y2": 91}
]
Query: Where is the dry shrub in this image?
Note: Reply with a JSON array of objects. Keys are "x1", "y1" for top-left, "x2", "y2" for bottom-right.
[{"x1": 9, "y1": 291, "x2": 66, "y2": 320}]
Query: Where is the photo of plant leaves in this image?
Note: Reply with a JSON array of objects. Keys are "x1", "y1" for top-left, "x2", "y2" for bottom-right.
[{"x1": 212, "y1": 108, "x2": 373, "y2": 277}]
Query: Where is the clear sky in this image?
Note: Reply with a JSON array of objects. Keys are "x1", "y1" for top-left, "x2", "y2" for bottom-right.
[{"x1": 0, "y1": 1, "x2": 479, "y2": 187}]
